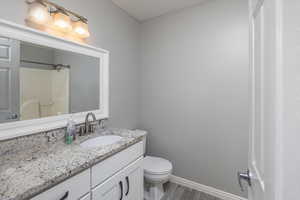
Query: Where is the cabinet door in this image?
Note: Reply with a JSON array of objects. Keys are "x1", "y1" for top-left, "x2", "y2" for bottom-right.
[
  {"x1": 92, "y1": 157, "x2": 144, "y2": 200},
  {"x1": 123, "y1": 159, "x2": 143, "y2": 200},
  {"x1": 92, "y1": 172, "x2": 123, "y2": 200}
]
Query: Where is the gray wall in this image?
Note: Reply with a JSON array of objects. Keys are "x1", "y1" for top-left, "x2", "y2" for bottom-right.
[
  {"x1": 139, "y1": 0, "x2": 249, "y2": 197},
  {"x1": 20, "y1": 43, "x2": 54, "y2": 69},
  {"x1": 0, "y1": 0, "x2": 140, "y2": 128},
  {"x1": 54, "y1": 50, "x2": 100, "y2": 113}
]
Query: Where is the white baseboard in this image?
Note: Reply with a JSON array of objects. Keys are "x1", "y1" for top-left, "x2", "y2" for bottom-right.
[{"x1": 169, "y1": 175, "x2": 247, "y2": 200}]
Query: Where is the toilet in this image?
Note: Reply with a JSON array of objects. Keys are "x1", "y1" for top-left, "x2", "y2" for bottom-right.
[{"x1": 143, "y1": 138, "x2": 173, "y2": 200}]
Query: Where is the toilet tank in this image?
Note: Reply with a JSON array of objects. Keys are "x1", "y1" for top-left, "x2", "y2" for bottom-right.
[{"x1": 135, "y1": 129, "x2": 147, "y2": 156}]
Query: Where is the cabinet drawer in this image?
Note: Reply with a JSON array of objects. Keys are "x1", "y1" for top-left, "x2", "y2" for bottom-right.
[
  {"x1": 31, "y1": 169, "x2": 90, "y2": 200},
  {"x1": 91, "y1": 141, "x2": 143, "y2": 187}
]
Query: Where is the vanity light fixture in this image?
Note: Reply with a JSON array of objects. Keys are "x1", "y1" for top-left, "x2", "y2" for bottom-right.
[
  {"x1": 72, "y1": 19, "x2": 90, "y2": 38},
  {"x1": 26, "y1": 0, "x2": 90, "y2": 40},
  {"x1": 52, "y1": 10, "x2": 72, "y2": 33},
  {"x1": 26, "y1": 0, "x2": 51, "y2": 25}
]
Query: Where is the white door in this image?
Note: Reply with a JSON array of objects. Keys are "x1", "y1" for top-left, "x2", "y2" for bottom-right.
[
  {"x1": 0, "y1": 36, "x2": 20, "y2": 122},
  {"x1": 238, "y1": 0, "x2": 266, "y2": 199},
  {"x1": 248, "y1": 0, "x2": 265, "y2": 198}
]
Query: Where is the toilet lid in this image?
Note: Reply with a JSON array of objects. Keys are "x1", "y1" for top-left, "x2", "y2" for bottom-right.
[{"x1": 143, "y1": 156, "x2": 173, "y2": 175}]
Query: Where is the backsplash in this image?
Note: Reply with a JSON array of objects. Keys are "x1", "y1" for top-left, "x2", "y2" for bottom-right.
[
  {"x1": 0, "y1": 128, "x2": 65, "y2": 159},
  {"x1": 0, "y1": 120, "x2": 103, "y2": 158}
]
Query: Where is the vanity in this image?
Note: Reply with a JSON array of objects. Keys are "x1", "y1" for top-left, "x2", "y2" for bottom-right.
[
  {"x1": 0, "y1": 20, "x2": 144, "y2": 200},
  {"x1": 0, "y1": 128, "x2": 146, "y2": 200},
  {"x1": 30, "y1": 131, "x2": 145, "y2": 200}
]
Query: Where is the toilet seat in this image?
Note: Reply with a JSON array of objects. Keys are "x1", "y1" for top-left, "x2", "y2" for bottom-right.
[{"x1": 144, "y1": 156, "x2": 173, "y2": 175}]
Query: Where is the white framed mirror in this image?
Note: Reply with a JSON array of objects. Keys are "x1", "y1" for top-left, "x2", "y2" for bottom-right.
[{"x1": 0, "y1": 19, "x2": 109, "y2": 140}]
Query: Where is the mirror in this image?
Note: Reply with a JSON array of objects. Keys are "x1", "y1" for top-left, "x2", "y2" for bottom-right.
[{"x1": 0, "y1": 38, "x2": 100, "y2": 123}]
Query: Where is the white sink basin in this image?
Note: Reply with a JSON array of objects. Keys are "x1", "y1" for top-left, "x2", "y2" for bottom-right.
[{"x1": 80, "y1": 135, "x2": 123, "y2": 148}]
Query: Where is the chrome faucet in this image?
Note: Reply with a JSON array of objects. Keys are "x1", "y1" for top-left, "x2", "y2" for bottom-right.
[{"x1": 85, "y1": 112, "x2": 97, "y2": 134}]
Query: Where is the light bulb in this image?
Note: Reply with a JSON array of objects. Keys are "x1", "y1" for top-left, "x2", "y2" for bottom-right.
[
  {"x1": 52, "y1": 12, "x2": 72, "y2": 32},
  {"x1": 72, "y1": 20, "x2": 90, "y2": 38},
  {"x1": 26, "y1": 1, "x2": 51, "y2": 25}
]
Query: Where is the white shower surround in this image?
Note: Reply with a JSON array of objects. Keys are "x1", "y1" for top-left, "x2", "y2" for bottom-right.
[{"x1": 20, "y1": 68, "x2": 69, "y2": 120}]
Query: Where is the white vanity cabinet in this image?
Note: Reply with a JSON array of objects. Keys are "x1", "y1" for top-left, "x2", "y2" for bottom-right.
[{"x1": 31, "y1": 141, "x2": 144, "y2": 200}]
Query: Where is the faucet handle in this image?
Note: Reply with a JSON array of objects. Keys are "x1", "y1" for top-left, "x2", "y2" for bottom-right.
[
  {"x1": 78, "y1": 125, "x2": 86, "y2": 136},
  {"x1": 89, "y1": 122, "x2": 98, "y2": 133},
  {"x1": 99, "y1": 118, "x2": 108, "y2": 129}
]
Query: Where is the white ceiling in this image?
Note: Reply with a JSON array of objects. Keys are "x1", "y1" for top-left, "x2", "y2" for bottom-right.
[{"x1": 111, "y1": 0, "x2": 208, "y2": 22}]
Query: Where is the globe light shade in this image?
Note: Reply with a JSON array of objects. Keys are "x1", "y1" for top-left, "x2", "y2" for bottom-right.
[
  {"x1": 26, "y1": 1, "x2": 51, "y2": 25},
  {"x1": 52, "y1": 12, "x2": 72, "y2": 33},
  {"x1": 73, "y1": 20, "x2": 90, "y2": 38}
]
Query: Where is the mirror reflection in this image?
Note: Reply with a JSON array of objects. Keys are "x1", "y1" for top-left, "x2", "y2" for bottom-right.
[{"x1": 0, "y1": 37, "x2": 100, "y2": 123}]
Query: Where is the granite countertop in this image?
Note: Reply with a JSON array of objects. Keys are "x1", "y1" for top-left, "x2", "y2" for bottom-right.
[{"x1": 0, "y1": 128, "x2": 147, "y2": 200}]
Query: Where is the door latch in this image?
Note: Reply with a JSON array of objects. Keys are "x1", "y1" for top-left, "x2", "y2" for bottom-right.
[
  {"x1": 238, "y1": 169, "x2": 252, "y2": 191},
  {"x1": 7, "y1": 113, "x2": 18, "y2": 120}
]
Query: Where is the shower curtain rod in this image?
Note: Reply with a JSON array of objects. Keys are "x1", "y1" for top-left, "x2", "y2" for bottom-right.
[{"x1": 21, "y1": 59, "x2": 70, "y2": 69}]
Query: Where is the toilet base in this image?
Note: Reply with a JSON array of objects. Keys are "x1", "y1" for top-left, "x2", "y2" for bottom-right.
[{"x1": 144, "y1": 183, "x2": 164, "y2": 200}]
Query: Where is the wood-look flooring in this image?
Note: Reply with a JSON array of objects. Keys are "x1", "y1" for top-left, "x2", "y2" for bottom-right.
[{"x1": 162, "y1": 182, "x2": 222, "y2": 200}]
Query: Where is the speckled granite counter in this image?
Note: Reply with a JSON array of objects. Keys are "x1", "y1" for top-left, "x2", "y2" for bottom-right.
[{"x1": 0, "y1": 128, "x2": 147, "y2": 200}]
